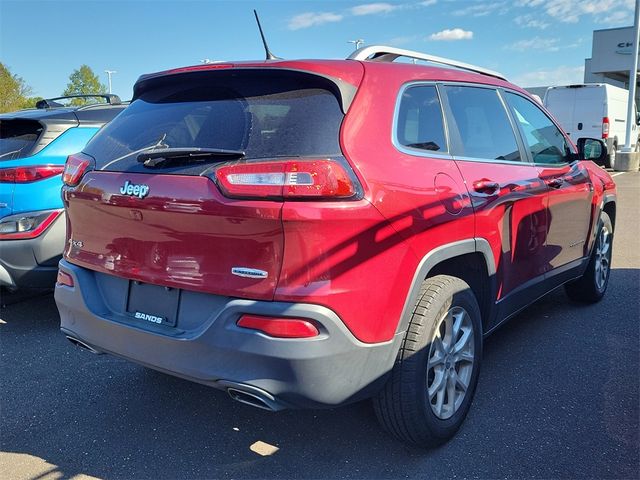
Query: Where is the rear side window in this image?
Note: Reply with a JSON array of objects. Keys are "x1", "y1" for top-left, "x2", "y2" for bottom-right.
[
  {"x1": 442, "y1": 86, "x2": 522, "y2": 162},
  {"x1": 85, "y1": 70, "x2": 345, "y2": 173},
  {"x1": 0, "y1": 119, "x2": 44, "y2": 161},
  {"x1": 395, "y1": 85, "x2": 447, "y2": 153},
  {"x1": 505, "y1": 92, "x2": 572, "y2": 165}
]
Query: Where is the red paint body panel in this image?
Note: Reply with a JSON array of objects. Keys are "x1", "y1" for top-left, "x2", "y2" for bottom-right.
[
  {"x1": 275, "y1": 199, "x2": 417, "y2": 343},
  {"x1": 63, "y1": 172, "x2": 284, "y2": 300},
  {"x1": 537, "y1": 162, "x2": 594, "y2": 268},
  {"x1": 453, "y1": 160, "x2": 548, "y2": 299}
]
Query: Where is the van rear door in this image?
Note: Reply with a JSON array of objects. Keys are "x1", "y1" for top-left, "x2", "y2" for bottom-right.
[
  {"x1": 573, "y1": 86, "x2": 605, "y2": 140},
  {"x1": 544, "y1": 87, "x2": 576, "y2": 137}
]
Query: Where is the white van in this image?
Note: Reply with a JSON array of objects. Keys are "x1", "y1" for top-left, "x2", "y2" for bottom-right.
[{"x1": 543, "y1": 83, "x2": 639, "y2": 168}]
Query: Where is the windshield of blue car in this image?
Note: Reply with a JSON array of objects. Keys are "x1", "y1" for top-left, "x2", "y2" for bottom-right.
[{"x1": 0, "y1": 119, "x2": 44, "y2": 160}]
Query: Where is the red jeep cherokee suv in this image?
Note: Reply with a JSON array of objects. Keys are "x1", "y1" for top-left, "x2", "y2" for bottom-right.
[{"x1": 55, "y1": 46, "x2": 616, "y2": 446}]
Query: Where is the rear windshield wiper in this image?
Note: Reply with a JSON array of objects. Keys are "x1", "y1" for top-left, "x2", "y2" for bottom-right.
[{"x1": 137, "y1": 148, "x2": 245, "y2": 168}]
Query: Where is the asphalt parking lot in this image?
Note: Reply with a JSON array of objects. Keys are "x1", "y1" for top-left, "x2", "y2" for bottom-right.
[{"x1": 1, "y1": 172, "x2": 638, "y2": 480}]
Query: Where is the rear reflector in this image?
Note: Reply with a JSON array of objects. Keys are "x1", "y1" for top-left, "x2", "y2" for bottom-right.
[
  {"x1": 237, "y1": 314, "x2": 320, "y2": 338},
  {"x1": 0, "y1": 165, "x2": 64, "y2": 183},
  {"x1": 0, "y1": 209, "x2": 62, "y2": 240},
  {"x1": 63, "y1": 153, "x2": 94, "y2": 186},
  {"x1": 602, "y1": 117, "x2": 610, "y2": 139},
  {"x1": 214, "y1": 159, "x2": 356, "y2": 200},
  {"x1": 56, "y1": 270, "x2": 74, "y2": 287}
]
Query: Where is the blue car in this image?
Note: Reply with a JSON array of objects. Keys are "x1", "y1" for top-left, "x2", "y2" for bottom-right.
[{"x1": 0, "y1": 94, "x2": 126, "y2": 289}]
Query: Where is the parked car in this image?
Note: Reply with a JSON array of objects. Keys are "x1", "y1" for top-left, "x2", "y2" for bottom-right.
[
  {"x1": 55, "y1": 46, "x2": 616, "y2": 447},
  {"x1": 543, "y1": 83, "x2": 639, "y2": 168},
  {"x1": 0, "y1": 95, "x2": 126, "y2": 289}
]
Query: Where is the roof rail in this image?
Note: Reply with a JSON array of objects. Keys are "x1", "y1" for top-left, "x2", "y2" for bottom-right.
[
  {"x1": 347, "y1": 45, "x2": 507, "y2": 81},
  {"x1": 36, "y1": 94, "x2": 122, "y2": 109}
]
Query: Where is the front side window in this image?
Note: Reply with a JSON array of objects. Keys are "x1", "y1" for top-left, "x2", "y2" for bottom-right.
[
  {"x1": 395, "y1": 85, "x2": 447, "y2": 153},
  {"x1": 505, "y1": 92, "x2": 572, "y2": 165},
  {"x1": 442, "y1": 86, "x2": 522, "y2": 162}
]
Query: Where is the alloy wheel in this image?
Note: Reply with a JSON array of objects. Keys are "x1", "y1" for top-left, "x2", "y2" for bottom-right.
[
  {"x1": 426, "y1": 306, "x2": 475, "y2": 420},
  {"x1": 595, "y1": 225, "x2": 612, "y2": 291}
]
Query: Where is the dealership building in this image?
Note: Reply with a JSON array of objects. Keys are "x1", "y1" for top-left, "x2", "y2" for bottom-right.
[
  {"x1": 585, "y1": 25, "x2": 639, "y2": 99},
  {"x1": 526, "y1": 26, "x2": 639, "y2": 102}
]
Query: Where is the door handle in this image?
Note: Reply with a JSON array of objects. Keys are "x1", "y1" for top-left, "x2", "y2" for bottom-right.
[
  {"x1": 472, "y1": 179, "x2": 500, "y2": 194},
  {"x1": 545, "y1": 177, "x2": 564, "y2": 189}
]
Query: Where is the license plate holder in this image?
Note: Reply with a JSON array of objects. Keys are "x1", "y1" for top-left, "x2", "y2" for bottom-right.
[{"x1": 126, "y1": 281, "x2": 180, "y2": 327}]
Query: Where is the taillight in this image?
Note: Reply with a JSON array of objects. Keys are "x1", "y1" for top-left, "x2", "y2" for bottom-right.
[
  {"x1": 602, "y1": 117, "x2": 610, "y2": 139},
  {"x1": 0, "y1": 209, "x2": 62, "y2": 240},
  {"x1": 0, "y1": 165, "x2": 64, "y2": 183},
  {"x1": 237, "y1": 314, "x2": 320, "y2": 338},
  {"x1": 63, "y1": 153, "x2": 94, "y2": 186},
  {"x1": 213, "y1": 159, "x2": 357, "y2": 200}
]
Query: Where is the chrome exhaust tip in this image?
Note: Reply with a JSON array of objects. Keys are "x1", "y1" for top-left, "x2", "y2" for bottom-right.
[
  {"x1": 218, "y1": 380, "x2": 284, "y2": 411},
  {"x1": 227, "y1": 387, "x2": 276, "y2": 411}
]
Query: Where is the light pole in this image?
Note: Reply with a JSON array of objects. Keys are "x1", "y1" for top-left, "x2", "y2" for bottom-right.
[
  {"x1": 348, "y1": 39, "x2": 365, "y2": 51},
  {"x1": 104, "y1": 70, "x2": 117, "y2": 94},
  {"x1": 622, "y1": 0, "x2": 640, "y2": 152}
]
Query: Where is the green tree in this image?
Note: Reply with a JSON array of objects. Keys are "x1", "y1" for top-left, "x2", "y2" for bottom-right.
[
  {"x1": 62, "y1": 65, "x2": 107, "y2": 105},
  {"x1": 22, "y1": 96, "x2": 44, "y2": 109},
  {"x1": 0, "y1": 63, "x2": 33, "y2": 113}
]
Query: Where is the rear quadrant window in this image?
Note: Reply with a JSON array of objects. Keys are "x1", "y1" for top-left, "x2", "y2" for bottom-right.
[
  {"x1": 442, "y1": 86, "x2": 522, "y2": 162},
  {"x1": 0, "y1": 120, "x2": 44, "y2": 161},
  {"x1": 396, "y1": 85, "x2": 447, "y2": 153}
]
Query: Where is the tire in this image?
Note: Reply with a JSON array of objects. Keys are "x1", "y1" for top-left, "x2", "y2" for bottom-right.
[
  {"x1": 565, "y1": 211, "x2": 613, "y2": 303},
  {"x1": 373, "y1": 275, "x2": 482, "y2": 447}
]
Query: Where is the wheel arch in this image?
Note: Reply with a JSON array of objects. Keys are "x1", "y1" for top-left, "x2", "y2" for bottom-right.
[
  {"x1": 395, "y1": 239, "x2": 497, "y2": 336},
  {"x1": 602, "y1": 198, "x2": 616, "y2": 231}
]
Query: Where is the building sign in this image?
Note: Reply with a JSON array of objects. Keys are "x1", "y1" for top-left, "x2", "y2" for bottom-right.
[
  {"x1": 616, "y1": 42, "x2": 634, "y2": 55},
  {"x1": 590, "y1": 27, "x2": 639, "y2": 73}
]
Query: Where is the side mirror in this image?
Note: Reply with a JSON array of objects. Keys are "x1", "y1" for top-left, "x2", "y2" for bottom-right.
[{"x1": 577, "y1": 138, "x2": 607, "y2": 164}]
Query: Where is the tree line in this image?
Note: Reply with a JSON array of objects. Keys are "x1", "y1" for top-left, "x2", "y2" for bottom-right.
[{"x1": 0, "y1": 63, "x2": 108, "y2": 113}]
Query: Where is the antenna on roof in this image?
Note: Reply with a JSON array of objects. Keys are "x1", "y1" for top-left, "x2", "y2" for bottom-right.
[{"x1": 254, "y1": 10, "x2": 279, "y2": 60}]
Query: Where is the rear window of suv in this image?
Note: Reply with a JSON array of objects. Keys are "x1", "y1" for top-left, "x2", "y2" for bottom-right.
[
  {"x1": 86, "y1": 70, "x2": 345, "y2": 174},
  {"x1": 0, "y1": 119, "x2": 44, "y2": 161}
]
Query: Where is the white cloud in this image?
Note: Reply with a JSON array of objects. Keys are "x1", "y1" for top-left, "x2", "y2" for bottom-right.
[
  {"x1": 387, "y1": 34, "x2": 421, "y2": 46},
  {"x1": 511, "y1": 65, "x2": 584, "y2": 87},
  {"x1": 599, "y1": 10, "x2": 634, "y2": 26},
  {"x1": 350, "y1": 3, "x2": 398, "y2": 16},
  {"x1": 288, "y1": 12, "x2": 343, "y2": 30},
  {"x1": 420, "y1": 0, "x2": 437, "y2": 6},
  {"x1": 517, "y1": 0, "x2": 634, "y2": 24},
  {"x1": 453, "y1": 1, "x2": 508, "y2": 17},
  {"x1": 514, "y1": 14, "x2": 549, "y2": 29},
  {"x1": 429, "y1": 28, "x2": 474, "y2": 41},
  {"x1": 515, "y1": 0, "x2": 545, "y2": 6},
  {"x1": 507, "y1": 37, "x2": 560, "y2": 52}
]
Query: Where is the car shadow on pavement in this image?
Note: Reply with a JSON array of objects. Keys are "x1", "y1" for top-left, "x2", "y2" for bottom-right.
[{"x1": 1, "y1": 268, "x2": 638, "y2": 479}]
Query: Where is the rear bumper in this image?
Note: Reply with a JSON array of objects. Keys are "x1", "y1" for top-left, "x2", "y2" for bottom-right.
[
  {"x1": 0, "y1": 212, "x2": 65, "y2": 288},
  {"x1": 55, "y1": 259, "x2": 402, "y2": 409}
]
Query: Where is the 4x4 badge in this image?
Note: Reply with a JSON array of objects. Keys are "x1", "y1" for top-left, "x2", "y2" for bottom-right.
[{"x1": 120, "y1": 180, "x2": 149, "y2": 199}]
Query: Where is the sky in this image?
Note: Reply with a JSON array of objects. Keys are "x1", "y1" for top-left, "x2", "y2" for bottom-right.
[{"x1": 0, "y1": 0, "x2": 636, "y2": 99}]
